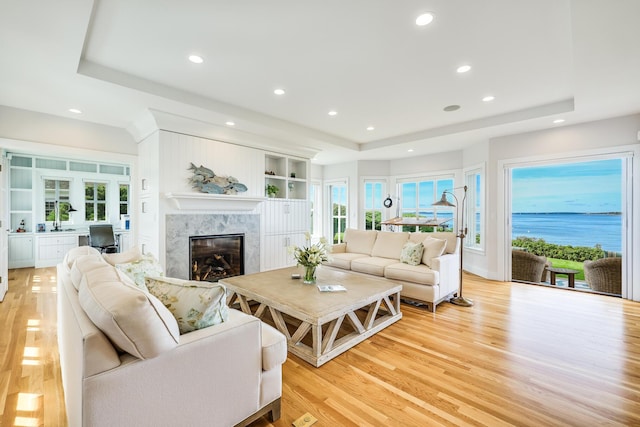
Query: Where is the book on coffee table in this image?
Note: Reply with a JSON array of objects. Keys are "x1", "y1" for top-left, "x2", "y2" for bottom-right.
[{"x1": 317, "y1": 284, "x2": 347, "y2": 292}]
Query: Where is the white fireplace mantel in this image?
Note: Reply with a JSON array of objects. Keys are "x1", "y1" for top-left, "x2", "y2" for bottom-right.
[{"x1": 164, "y1": 192, "x2": 266, "y2": 211}]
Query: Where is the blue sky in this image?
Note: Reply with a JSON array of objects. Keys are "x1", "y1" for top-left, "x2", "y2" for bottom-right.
[{"x1": 512, "y1": 159, "x2": 622, "y2": 213}]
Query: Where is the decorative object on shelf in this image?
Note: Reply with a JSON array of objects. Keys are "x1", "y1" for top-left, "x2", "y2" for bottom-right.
[
  {"x1": 288, "y1": 182, "x2": 294, "y2": 191},
  {"x1": 16, "y1": 219, "x2": 26, "y2": 233},
  {"x1": 432, "y1": 185, "x2": 472, "y2": 307},
  {"x1": 188, "y1": 163, "x2": 248, "y2": 195},
  {"x1": 265, "y1": 170, "x2": 276, "y2": 176},
  {"x1": 265, "y1": 184, "x2": 279, "y2": 198},
  {"x1": 290, "y1": 172, "x2": 296, "y2": 178},
  {"x1": 290, "y1": 232, "x2": 329, "y2": 284},
  {"x1": 37, "y1": 223, "x2": 46, "y2": 233}
]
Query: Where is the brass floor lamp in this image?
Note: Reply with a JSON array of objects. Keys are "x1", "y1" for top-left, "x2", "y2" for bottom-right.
[{"x1": 432, "y1": 185, "x2": 473, "y2": 307}]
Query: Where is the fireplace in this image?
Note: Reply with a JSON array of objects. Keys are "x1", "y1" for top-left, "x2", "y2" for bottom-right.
[{"x1": 189, "y1": 234, "x2": 244, "y2": 282}]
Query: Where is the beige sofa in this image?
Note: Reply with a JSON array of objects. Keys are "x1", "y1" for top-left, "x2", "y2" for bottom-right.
[
  {"x1": 57, "y1": 246, "x2": 287, "y2": 427},
  {"x1": 325, "y1": 229, "x2": 459, "y2": 311}
]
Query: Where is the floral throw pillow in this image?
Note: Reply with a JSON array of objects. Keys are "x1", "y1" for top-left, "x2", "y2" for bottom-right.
[
  {"x1": 145, "y1": 276, "x2": 229, "y2": 334},
  {"x1": 400, "y1": 241, "x2": 424, "y2": 266},
  {"x1": 115, "y1": 253, "x2": 164, "y2": 291}
]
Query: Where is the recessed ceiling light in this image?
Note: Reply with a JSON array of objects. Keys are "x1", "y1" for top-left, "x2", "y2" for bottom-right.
[
  {"x1": 408, "y1": 149, "x2": 414, "y2": 152},
  {"x1": 415, "y1": 13, "x2": 434, "y2": 26},
  {"x1": 225, "y1": 121, "x2": 235, "y2": 126},
  {"x1": 444, "y1": 105, "x2": 460, "y2": 112},
  {"x1": 456, "y1": 65, "x2": 471, "y2": 73},
  {"x1": 553, "y1": 119, "x2": 565, "y2": 124},
  {"x1": 188, "y1": 55, "x2": 203, "y2": 64},
  {"x1": 366, "y1": 126, "x2": 375, "y2": 131},
  {"x1": 328, "y1": 110, "x2": 338, "y2": 116},
  {"x1": 482, "y1": 95, "x2": 495, "y2": 102},
  {"x1": 68, "y1": 108, "x2": 82, "y2": 114},
  {"x1": 274, "y1": 88, "x2": 285, "y2": 95}
]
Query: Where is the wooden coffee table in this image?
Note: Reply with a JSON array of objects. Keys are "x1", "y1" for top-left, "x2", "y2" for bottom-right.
[{"x1": 220, "y1": 267, "x2": 402, "y2": 367}]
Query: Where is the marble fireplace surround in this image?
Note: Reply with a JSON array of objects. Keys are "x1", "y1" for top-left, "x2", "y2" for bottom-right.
[{"x1": 165, "y1": 214, "x2": 260, "y2": 280}]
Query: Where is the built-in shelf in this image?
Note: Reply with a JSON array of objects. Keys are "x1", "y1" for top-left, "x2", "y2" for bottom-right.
[{"x1": 164, "y1": 192, "x2": 266, "y2": 211}]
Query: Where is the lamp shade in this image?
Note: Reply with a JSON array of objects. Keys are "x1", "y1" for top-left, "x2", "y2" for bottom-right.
[{"x1": 432, "y1": 192, "x2": 455, "y2": 207}]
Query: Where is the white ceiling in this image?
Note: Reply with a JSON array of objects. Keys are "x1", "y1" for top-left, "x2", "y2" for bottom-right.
[{"x1": 1, "y1": 0, "x2": 639, "y2": 164}]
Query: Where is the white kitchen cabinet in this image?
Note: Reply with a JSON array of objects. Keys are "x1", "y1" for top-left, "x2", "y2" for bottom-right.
[
  {"x1": 9, "y1": 234, "x2": 35, "y2": 268},
  {"x1": 35, "y1": 234, "x2": 78, "y2": 268}
]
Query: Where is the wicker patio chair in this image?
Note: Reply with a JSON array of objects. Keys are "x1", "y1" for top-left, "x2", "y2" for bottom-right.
[
  {"x1": 584, "y1": 257, "x2": 622, "y2": 295},
  {"x1": 512, "y1": 250, "x2": 548, "y2": 283}
]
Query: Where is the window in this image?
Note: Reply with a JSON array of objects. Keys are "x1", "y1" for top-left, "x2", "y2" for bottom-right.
[
  {"x1": 465, "y1": 167, "x2": 484, "y2": 250},
  {"x1": 309, "y1": 182, "x2": 322, "y2": 236},
  {"x1": 364, "y1": 181, "x2": 384, "y2": 230},
  {"x1": 85, "y1": 182, "x2": 107, "y2": 221},
  {"x1": 329, "y1": 182, "x2": 347, "y2": 243},
  {"x1": 119, "y1": 184, "x2": 129, "y2": 215},
  {"x1": 44, "y1": 179, "x2": 71, "y2": 222},
  {"x1": 399, "y1": 177, "x2": 454, "y2": 232}
]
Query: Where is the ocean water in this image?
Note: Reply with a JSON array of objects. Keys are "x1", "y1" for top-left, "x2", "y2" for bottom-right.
[{"x1": 512, "y1": 213, "x2": 622, "y2": 252}]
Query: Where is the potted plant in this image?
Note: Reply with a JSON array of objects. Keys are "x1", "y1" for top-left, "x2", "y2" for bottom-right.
[{"x1": 265, "y1": 184, "x2": 279, "y2": 198}]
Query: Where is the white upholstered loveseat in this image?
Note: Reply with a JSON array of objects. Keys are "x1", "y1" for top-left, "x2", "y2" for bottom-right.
[
  {"x1": 324, "y1": 229, "x2": 459, "y2": 311},
  {"x1": 57, "y1": 246, "x2": 287, "y2": 427}
]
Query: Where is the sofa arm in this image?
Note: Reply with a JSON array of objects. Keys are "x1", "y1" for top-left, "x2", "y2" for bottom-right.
[
  {"x1": 82, "y1": 309, "x2": 275, "y2": 427},
  {"x1": 431, "y1": 253, "x2": 460, "y2": 297},
  {"x1": 331, "y1": 243, "x2": 346, "y2": 253}
]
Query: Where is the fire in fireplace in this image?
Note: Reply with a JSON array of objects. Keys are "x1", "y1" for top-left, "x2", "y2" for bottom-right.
[{"x1": 189, "y1": 234, "x2": 244, "y2": 282}]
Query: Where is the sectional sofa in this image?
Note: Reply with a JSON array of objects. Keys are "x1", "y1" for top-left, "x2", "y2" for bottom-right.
[
  {"x1": 57, "y1": 246, "x2": 287, "y2": 427},
  {"x1": 324, "y1": 228, "x2": 460, "y2": 311}
]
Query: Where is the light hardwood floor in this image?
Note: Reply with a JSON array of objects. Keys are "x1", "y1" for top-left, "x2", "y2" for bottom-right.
[{"x1": 2, "y1": 267, "x2": 639, "y2": 426}]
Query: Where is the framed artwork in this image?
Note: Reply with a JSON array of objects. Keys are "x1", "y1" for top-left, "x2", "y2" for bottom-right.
[{"x1": 37, "y1": 223, "x2": 46, "y2": 232}]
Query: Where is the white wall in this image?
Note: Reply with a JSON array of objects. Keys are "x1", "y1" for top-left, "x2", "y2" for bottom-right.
[{"x1": 0, "y1": 105, "x2": 135, "y2": 155}]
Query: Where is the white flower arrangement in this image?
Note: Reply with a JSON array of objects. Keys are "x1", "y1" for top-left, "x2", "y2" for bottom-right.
[{"x1": 290, "y1": 232, "x2": 330, "y2": 267}]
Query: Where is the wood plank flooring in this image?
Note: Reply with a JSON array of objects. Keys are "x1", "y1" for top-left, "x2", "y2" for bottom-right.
[{"x1": 1, "y1": 267, "x2": 639, "y2": 426}]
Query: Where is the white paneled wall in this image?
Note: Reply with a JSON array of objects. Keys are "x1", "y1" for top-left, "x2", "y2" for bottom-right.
[{"x1": 158, "y1": 132, "x2": 264, "y2": 197}]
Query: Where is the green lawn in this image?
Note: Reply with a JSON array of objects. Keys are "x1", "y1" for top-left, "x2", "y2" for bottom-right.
[{"x1": 548, "y1": 258, "x2": 585, "y2": 281}]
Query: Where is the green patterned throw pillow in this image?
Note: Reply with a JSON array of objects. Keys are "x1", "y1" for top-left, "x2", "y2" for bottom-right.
[
  {"x1": 115, "y1": 253, "x2": 164, "y2": 291},
  {"x1": 145, "y1": 276, "x2": 229, "y2": 334},
  {"x1": 400, "y1": 241, "x2": 424, "y2": 266}
]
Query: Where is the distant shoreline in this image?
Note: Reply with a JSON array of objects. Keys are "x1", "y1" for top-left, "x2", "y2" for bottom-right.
[{"x1": 513, "y1": 212, "x2": 621, "y2": 216}]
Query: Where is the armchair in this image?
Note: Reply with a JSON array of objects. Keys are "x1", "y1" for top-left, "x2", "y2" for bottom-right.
[
  {"x1": 584, "y1": 257, "x2": 622, "y2": 295},
  {"x1": 512, "y1": 250, "x2": 548, "y2": 283}
]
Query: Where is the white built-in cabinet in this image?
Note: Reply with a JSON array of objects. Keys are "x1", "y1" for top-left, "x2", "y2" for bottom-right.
[
  {"x1": 35, "y1": 234, "x2": 78, "y2": 268},
  {"x1": 261, "y1": 199, "x2": 310, "y2": 271},
  {"x1": 8, "y1": 235, "x2": 34, "y2": 269}
]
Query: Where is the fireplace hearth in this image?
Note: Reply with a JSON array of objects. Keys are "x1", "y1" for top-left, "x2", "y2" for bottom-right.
[{"x1": 190, "y1": 234, "x2": 244, "y2": 282}]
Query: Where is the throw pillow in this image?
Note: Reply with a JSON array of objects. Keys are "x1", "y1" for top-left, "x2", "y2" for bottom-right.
[
  {"x1": 399, "y1": 241, "x2": 424, "y2": 266},
  {"x1": 115, "y1": 253, "x2": 164, "y2": 291},
  {"x1": 145, "y1": 276, "x2": 229, "y2": 334},
  {"x1": 422, "y1": 236, "x2": 447, "y2": 267},
  {"x1": 103, "y1": 246, "x2": 143, "y2": 266},
  {"x1": 78, "y1": 278, "x2": 180, "y2": 359}
]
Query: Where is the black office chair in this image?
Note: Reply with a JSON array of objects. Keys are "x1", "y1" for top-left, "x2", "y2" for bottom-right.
[{"x1": 89, "y1": 224, "x2": 118, "y2": 253}]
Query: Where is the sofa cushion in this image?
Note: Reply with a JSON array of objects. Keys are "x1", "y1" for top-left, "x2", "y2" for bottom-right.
[
  {"x1": 409, "y1": 231, "x2": 458, "y2": 254},
  {"x1": 344, "y1": 229, "x2": 378, "y2": 255},
  {"x1": 103, "y1": 246, "x2": 143, "y2": 266},
  {"x1": 63, "y1": 246, "x2": 101, "y2": 270},
  {"x1": 115, "y1": 253, "x2": 164, "y2": 291},
  {"x1": 324, "y1": 252, "x2": 370, "y2": 270},
  {"x1": 400, "y1": 241, "x2": 424, "y2": 266},
  {"x1": 422, "y1": 236, "x2": 447, "y2": 267},
  {"x1": 261, "y1": 323, "x2": 287, "y2": 371},
  {"x1": 70, "y1": 254, "x2": 110, "y2": 290},
  {"x1": 371, "y1": 231, "x2": 409, "y2": 259},
  {"x1": 78, "y1": 278, "x2": 180, "y2": 359},
  {"x1": 384, "y1": 263, "x2": 439, "y2": 286},
  {"x1": 351, "y1": 257, "x2": 398, "y2": 276},
  {"x1": 145, "y1": 276, "x2": 229, "y2": 334}
]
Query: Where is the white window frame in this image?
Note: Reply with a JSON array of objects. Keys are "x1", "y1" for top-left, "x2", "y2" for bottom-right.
[
  {"x1": 362, "y1": 178, "x2": 387, "y2": 231},
  {"x1": 84, "y1": 180, "x2": 109, "y2": 222},
  {"x1": 464, "y1": 163, "x2": 485, "y2": 253}
]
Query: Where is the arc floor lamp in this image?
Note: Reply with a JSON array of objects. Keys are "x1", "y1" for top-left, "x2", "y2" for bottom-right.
[{"x1": 432, "y1": 185, "x2": 473, "y2": 307}]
